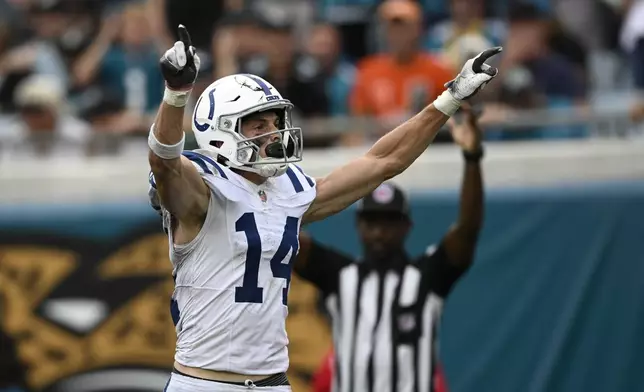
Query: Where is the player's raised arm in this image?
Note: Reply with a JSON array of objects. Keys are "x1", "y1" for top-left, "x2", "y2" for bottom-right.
[
  {"x1": 148, "y1": 25, "x2": 209, "y2": 222},
  {"x1": 303, "y1": 47, "x2": 502, "y2": 224}
]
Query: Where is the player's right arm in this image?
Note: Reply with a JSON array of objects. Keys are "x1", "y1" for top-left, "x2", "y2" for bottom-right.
[
  {"x1": 149, "y1": 108, "x2": 209, "y2": 220},
  {"x1": 148, "y1": 25, "x2": 208, "y2": 222}
]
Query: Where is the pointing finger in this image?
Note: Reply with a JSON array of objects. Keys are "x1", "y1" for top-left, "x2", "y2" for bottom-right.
[
  {"x1": 472, "y1": 46, "x2": 503, "y2": 73},
  {"x1": 177, "y1": 24, "x2": 192, "y2": 48}
]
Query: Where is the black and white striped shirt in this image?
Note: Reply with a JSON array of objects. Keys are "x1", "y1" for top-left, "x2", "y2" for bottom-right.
[{"x1": 297, "y1": 241, "x2": 465, "y2": 392}]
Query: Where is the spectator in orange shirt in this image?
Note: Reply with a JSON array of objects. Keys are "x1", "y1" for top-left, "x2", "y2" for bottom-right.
[{"x1": 347, "y1": 0, "x2": 454, "y2": 144}]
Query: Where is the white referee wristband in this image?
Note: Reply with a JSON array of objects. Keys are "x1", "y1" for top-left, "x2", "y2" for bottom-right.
[
  {"x1": 163, "y1": 87, "x2": 191, "y2": 108},
  {"x1": 432, "y1": 90, "x2": 462, "y2": 117},
  {"x1": 148, "y1": 124, "x2": 185, "y2": 159}
]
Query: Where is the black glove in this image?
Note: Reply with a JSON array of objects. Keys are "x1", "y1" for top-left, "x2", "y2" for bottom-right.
[{"x1": 159, "y1": 25, "x2": 201, "y2": 91}]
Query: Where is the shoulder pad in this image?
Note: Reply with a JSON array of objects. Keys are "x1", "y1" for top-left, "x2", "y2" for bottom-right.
[
  {"x1": 147, "y1": 151, "x2": 228, "y2": 215},
  {"x1": 147, "y1": 151, "x2": 228, "y2": 189},
  {"x1": 284, "y1": 164, "x2": 316, "y2": 194},
  {"x1": 182, "y1": 151, "x2": 228, "y2": 179}
]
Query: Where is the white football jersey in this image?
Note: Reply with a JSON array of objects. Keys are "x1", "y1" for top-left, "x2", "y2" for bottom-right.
[{"x1": 149, "y1": 150, "x2": 316, "y2": 375}]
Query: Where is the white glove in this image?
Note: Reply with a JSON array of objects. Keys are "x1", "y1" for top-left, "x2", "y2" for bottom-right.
[{"x1": 434, "y1": 47, "x2": 502, "y2": 116}]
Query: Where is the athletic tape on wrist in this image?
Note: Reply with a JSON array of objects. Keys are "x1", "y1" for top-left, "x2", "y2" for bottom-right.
[
  {"x1": 148, "y1": 124, "x2": 185, "y2": 159},
  {"x1": 432, "y1": 90, "x2": 462, "y2": 117},
  {"x1": 163, "y1": 87, "x2": 191, "y2": 107}
]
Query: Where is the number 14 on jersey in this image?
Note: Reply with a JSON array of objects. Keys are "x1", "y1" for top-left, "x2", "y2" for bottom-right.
[{"x1": 235, "y1": 212, "x2": 299, "y2": 305}]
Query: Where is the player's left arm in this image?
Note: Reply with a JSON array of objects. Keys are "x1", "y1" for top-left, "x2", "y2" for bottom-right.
[{"x1": 303, "y1": 47, "x2": 502, "y2": 224}]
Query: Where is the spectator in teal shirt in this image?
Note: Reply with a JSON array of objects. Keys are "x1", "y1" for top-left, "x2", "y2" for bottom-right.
[
  {"x1": 73, "y1": 3, "x2": 163, "y2": 120},
  {"x1": 305, "y1": 22, "x2": 356, "y2": 117},
  {"x1": 99, "y1": 42, "x2": 163, "y2": 115},
  {"x1": 424, "y1": 0, "x2": 506, "y2": 70}
]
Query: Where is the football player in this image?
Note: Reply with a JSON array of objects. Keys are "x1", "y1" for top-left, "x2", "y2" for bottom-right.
[{"x1": 148, "y1": 25, "x2": 501, "y2": 392}]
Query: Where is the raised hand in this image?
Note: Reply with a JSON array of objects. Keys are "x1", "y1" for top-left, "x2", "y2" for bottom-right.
[
  {"x1": 448, "y1": 103, "x2": 483, "y2": 152},
  {"x1": 445, "y1": 47, "x2": 502, "y2": 101},
  {"x1": 159, "y1": 25, "x2": 201, "y2": 91}
]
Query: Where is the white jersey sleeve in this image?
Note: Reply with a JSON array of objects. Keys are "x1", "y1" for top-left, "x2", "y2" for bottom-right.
[{"x1": 147, "y1": 150, "x2": 230, "y2": 232}]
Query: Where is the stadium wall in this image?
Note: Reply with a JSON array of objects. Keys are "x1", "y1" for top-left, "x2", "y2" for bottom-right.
[{"x1": 1, "y1": 179, "x2": 643, "y2": 392}]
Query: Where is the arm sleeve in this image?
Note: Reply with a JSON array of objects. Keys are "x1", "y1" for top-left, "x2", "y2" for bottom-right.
[
  {"x1": 418, "y1": 242, "x2": 468, "y2": 298},
  {"x1": 296, "y1": 240, "x2": 353, "y2": 296}
]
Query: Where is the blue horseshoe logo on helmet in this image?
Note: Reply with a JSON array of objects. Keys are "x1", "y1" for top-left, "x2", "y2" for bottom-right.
[{"x1": 193, "y1": 88, "x2": 216, "y2": 132}]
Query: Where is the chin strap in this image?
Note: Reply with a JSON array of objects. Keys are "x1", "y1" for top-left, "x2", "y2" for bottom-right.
[{"x1": 232, "y1": 160, "x2": 286, "y2": 178}]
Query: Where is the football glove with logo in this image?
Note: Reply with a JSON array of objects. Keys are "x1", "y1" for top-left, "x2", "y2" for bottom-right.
[
  {"x1": 159, "y1": 25, "x2": 201, "y2": 107},
  {"x1": 433, "y1": 46, "x2": 502, "y2": 116}
]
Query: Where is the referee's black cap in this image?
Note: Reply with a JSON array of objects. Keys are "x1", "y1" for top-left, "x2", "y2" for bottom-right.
[{"x1": 357, "y1": 183, "x2": 410, "y2": 219}]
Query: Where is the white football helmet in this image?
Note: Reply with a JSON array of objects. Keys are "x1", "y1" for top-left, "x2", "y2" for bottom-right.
[{"x1": 191, "y1": 74, "x2": 303, "y2": 177}]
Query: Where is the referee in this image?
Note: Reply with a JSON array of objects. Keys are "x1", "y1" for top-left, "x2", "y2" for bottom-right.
[{"x1": 295, "y1": 105, "x2": 485, "y2": 392}]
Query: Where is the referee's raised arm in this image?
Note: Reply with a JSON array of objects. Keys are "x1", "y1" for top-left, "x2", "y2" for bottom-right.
[
  {"x1": 422, "y1": 103, "x2": 485, "y2": 298},
  {"x1": 294, "y1": 232, "x2": 352, "y2": 296},
  {"x1": 299, "y1": 170, "x2": 488, "y2": 392}
]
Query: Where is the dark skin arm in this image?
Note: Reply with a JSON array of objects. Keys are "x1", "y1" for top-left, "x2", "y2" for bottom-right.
[
  {"x1": 441, "y1": 104, "x2": 484, "y2": 268},
  {"x1": 294, "y1": 231, "x2": 313, "y2": 277},
  {"x1": 294, "y1": 232, "x2": 353, "y2": 295}
]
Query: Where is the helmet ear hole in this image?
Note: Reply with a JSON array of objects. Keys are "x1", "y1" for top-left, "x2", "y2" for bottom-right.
[
  {"x1": 208, "y1": 140, "x2": 228, "y2": 165},
  {"x1": 207, "y1": 140, "x2": 229, "y2": 165}
]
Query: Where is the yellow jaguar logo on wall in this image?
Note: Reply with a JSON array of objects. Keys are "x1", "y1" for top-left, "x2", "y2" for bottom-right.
[{"x1": 0, "y1": 231, "x2": 331, "y2": 392}]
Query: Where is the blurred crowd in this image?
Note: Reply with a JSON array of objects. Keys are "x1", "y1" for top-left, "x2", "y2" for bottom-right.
[{"x1": 0, "y1": 0, "x2": 640, "y2": 158}]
